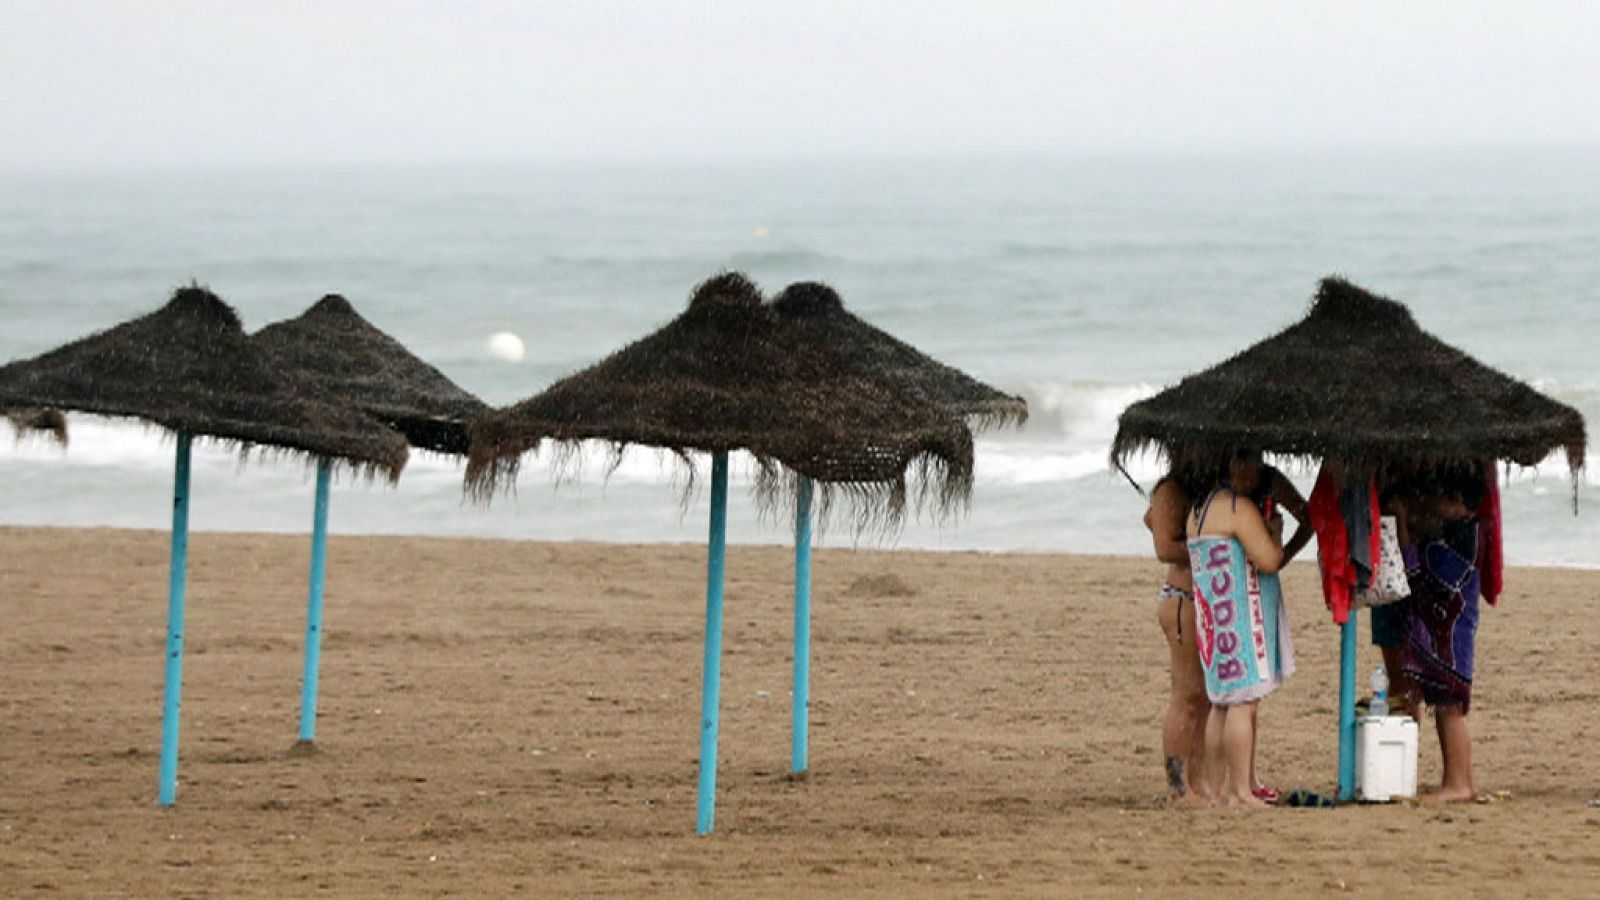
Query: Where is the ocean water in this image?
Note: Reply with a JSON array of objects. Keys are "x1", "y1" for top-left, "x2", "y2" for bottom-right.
[{"x1": 2, "y1": 150, "x2": 1597, "y2": 566}]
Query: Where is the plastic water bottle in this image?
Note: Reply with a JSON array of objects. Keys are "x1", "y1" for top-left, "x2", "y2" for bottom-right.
[{"x1": 1370, "y1": 666, "x2": 1390, "y2": 718}]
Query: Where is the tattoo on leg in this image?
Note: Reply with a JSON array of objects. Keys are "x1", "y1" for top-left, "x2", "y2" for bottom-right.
[{"x1": 1166, "y1": 756, "x2": 1187, "y2": 795}]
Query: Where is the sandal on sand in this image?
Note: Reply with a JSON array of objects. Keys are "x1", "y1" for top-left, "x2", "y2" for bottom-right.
[
  {"x1": 1252, "y1": 785, "x2": 1282, "y2": 805},
  {"x1": 1284, "y1": 789, "x2": 1335, "y2": 808}
]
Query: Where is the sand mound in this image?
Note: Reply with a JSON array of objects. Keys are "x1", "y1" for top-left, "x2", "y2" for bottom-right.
[{"x1": 844, "y1": 572, "x2": 917, "y2": 597}]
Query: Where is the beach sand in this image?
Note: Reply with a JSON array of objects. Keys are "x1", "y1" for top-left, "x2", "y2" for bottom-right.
[{"x1": 3, "y1": 526, "x2": 1598, "y2": 897}]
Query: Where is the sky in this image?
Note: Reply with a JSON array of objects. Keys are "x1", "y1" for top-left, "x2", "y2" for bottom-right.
[{"x1": 2, "y1": 1, "x2": 1597, "y2": 169}]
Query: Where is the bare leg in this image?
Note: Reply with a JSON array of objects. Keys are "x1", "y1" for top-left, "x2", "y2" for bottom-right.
[
  {"x1": 1426, "y1": 706, "x2": 1475, "y2": 803},
  {"x1": 1222, "y1": 701, "x2": 1267, "y2": 807},
  {"x1": 1380, "y1": 645, "x2": 1419, "y2": 719},
  {"x1": 1176, "y1": 598, "x2": 1213, "y2": 803},
  {"x1": 1204, "y1": 705, "x2": 1229, "y2": 801},
  {"x1": 1249, "y1": 704, "x2": 1261, "y2": 791},
  {"x1": 1157, "y1": 595, "x2": 1189, "y2": 799}
]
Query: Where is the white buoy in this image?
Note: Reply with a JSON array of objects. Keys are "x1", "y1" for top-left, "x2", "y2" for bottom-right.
[{"x1": 486, "y1": 331, "x2": 526, "y2": 363}]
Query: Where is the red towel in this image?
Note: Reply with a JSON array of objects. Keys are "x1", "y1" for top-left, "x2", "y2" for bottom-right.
[
  {"x1": 1310, "y1": 467, "x2": 1355, "y2": 624},
  {"x1": 1477, "y1": 462, "x2": 1503, "y2": 605}
]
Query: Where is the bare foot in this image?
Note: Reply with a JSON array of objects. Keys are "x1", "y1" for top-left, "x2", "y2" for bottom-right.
[
  {"x1": 1224, "y1": 792, "x2": 1269, "y2": 808},
  {"x1": 1168, "y1": 791, "x2": 1213, "y2": 809},
  {"x1": 1422, "y1": 785, "x2": 1476, "y2": 804}
]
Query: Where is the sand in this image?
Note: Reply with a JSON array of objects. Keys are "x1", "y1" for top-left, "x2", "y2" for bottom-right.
[{"x1": 3, "y1": 526, "x2": 1599, "y2": 898}]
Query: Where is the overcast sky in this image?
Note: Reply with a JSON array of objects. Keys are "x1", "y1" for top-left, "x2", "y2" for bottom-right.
[{"x1": 2, "y1": 1, "x2": 1596, "y2": 169}]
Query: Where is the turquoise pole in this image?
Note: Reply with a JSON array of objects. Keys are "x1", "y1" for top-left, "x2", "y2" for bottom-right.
[
  {"x1": 1337, "y1": 612, "x2": 1359, "y2": 801},
  {"x1": 695, "y1": 451, "x2": 730, "y2": 834},
  {"x1": 298, "y1": 459, "x2": 332, "y2": 743},
  {"x1": 158, "y1": 432, "x2": 193, "y2": 806},
  {"x1": 792, "y1": 476, "x2": 813, "y2": 774}
]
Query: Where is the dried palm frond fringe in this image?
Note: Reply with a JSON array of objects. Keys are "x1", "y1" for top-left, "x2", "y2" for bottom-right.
[{"x1": 4, "y1": 408, "x2": 68, "y2": 446}]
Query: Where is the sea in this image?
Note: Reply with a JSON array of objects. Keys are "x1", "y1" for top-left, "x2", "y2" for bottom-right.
[{"x1": 2, "y1": 149, "x2": 1597, "y2": 567}]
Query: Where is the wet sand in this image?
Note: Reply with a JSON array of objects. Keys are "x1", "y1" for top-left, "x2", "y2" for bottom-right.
[{"x1": 3, "y1": 526, "x2": 1598, "y2": 897}]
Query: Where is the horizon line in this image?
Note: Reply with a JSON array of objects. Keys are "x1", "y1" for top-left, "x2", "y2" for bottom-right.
[{"x1": 4, "y1": 140, "x2": 1599, "y2": 177}]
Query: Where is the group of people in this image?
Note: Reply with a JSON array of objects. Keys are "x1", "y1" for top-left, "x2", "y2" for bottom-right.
[{"x1": 1145, "y1": 450, "x2": 1493, "y2": 807}]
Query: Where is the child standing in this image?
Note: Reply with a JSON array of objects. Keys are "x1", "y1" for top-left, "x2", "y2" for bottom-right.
[{"x1": 1185, "y1": 450, "x2": 1292, "y2": 807}]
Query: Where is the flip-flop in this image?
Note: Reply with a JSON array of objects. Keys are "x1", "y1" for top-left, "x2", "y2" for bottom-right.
[
  {"x1": 1284, "y1": 789, "x2": 1335, "y2": 808},
  {"x1": 1253, "y1": 785, "x2": 1282, "y2": 805}
]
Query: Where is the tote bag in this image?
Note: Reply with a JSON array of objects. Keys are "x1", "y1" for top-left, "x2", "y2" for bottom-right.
[{"x1": 1352, "y1": 515, "x2": 1410, "y2": 608}]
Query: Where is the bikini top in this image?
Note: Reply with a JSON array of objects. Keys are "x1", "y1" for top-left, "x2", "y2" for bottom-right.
[
  {"x1": 1193, "y1": 472, "x2": 1281, "y2": 534},
  {"x1": 1192, "y1": 485, "x2": 1241, "y2": 537}
]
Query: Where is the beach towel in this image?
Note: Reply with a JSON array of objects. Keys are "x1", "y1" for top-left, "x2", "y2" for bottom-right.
[
  {"x1": 1187, "y1": 535, "x2": 1296, "y2": 705},
  {"x1": 1310, "y1": 469, "x2": 1353, "y2": 622},
  {"x1": 1402, "y1": 517, "x2": 1481, "y2": 712}
]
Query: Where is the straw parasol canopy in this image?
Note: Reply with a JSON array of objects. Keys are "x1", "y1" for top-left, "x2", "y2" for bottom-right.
[
  {"x1": 0, "y1": 285, "x2": 409, "y2": 479},
  {"x1": 1111, "y1": 277, "x2": 1587, "y2": 482},
  {"x1": 466, "y1": 272, "x2": 975, "y2": 525},
  {"x1": 769, "y1": 281, "x2": 1028, "y2": 431},
  {"x1": 4, "y1": 408, "x2": 68, "y2": 446},
  {"x1": 252, "y1": 294, "x2": 487, "y2": 456}
]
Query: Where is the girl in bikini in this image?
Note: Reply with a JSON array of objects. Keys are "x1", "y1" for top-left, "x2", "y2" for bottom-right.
[{"x1": 1145, "y1": 472, "x2": 1210, "y2": 803}]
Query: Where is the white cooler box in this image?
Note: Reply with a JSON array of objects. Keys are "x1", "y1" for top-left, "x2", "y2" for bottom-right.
[{"x1": 1355, "y1": 715, "x2": 1419, "y2": 802}]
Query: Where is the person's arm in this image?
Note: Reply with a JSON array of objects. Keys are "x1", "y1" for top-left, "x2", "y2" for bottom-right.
[
  {"x1": 1233, "y1": 499, "x2": 1287, "y2": 574},
  {"x1": 1146, "y1": 480, "x2": 1190, "y2": 565},
  {"x1": 1268, "y1": 468, "x2": 1312, "y2": 564}
]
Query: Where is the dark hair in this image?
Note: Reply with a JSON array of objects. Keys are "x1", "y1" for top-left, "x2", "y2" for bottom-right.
[
  {"x1": 1406, "y1": 461, "x2": 1487, "y2": 510},
  {"x1": 1173, "y1": 449, "x2": 1255, "y2": 514},
  {"x1": 1441, "y1": 462, "x2": 1487, "y2": 509}
]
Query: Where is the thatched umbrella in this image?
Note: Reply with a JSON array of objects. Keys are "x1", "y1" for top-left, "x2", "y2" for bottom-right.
[
  {"x1": 1111, "y1": 276, "x2": 1587, "y2": 800},
  {"x1": 466, "y1": 272, "x2": 974, "y2": 833},
  {"x1": 1112, "y1": 276, "x2": 1586, "y2": 478},
  {"x1": 772, "y1": 281, "x2": 1028, "y2": 430},
  {"x1": 768, "y1": 280, "x2": 1027, "y2": 775},
  {"x1": 254, "y1": 294, "x2": 487, "y2": 455},
  {"x1": 0, "y1": 285, "x2": 408, "y2": 805},
  {"x1": 253, "y1": 294, "x2": 487, "y2": 746}
]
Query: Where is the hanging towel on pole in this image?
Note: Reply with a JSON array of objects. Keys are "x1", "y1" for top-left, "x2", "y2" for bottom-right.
[
  {"x1": 1311, "y1": 468, "x2": 1355, "y2": 624},
  {"x1": 1310, "y1": 467, "x2": 1381, "y2": 624},
  {"x1": 1340, "y1": 478, "x2": 1380, "y2": 591},
  {"x1": 1477, "y1": 461, "x2": 1503, "y2": 605}
]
